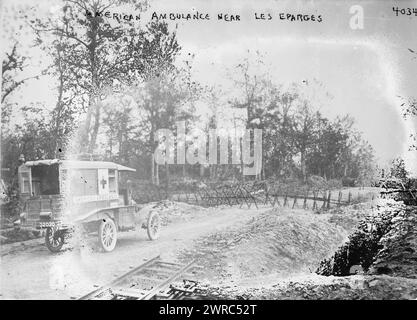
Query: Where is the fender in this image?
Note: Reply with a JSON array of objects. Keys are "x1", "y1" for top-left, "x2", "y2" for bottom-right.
[
  {"x1": 75, "y1": 210, "x2": 114, "y2": 224},
  {"x1": 70, "y1": 205, "x2": 136, "y2": 224}
]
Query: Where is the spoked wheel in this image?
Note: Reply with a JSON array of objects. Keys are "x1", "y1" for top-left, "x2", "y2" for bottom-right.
[
  {"x1": 45, "y1": 227, "x2": 65, "y2": 253},
  {"x1": 98, "y1": 218, "x2": 117, "y2": 252},
  {"x1": 147, "y1": 211, "x2": 161, "y2": 240}
]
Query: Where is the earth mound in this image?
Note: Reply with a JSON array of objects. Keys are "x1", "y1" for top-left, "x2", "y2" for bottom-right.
[{"x1": 181, "y1": 207, "x2": 356, "y2": 284}]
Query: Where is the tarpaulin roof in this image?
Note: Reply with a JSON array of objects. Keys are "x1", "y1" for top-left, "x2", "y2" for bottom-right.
[{"x1": 23, "y1": 159, "x2": 136, "y2": 172}]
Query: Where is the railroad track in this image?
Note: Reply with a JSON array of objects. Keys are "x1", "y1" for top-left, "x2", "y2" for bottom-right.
[{"x1": 79, "y1": 256, "x2": 203, "y2": 300}]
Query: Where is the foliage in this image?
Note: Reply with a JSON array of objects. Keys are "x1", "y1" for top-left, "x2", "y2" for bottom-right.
[
  {"x1": 1, "y1": 106, "x2": 60, "y2": 178},
  {"x1": 29, "y1": 0, "x2": 175, "y2": 153},
  {"x1": 389, "y1": 157, "x2": 408, "y2": 181},
  {"x1": 1, "y1": 4, "x2": 42, "y2": 124},
  {"x1": 316, "y1": 209, "x2": 393, "y2": 276},
  {"x1": 226, "y1": 57, "x2": 376, "y2": 183},
  {"x1": 1, "y1": 183, "x2": 21, "y2": 219}
]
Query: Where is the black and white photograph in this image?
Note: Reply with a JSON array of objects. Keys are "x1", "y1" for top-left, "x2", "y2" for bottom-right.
[{"x1": 1, "y1": 0, "x2": 417, "y2": 307}]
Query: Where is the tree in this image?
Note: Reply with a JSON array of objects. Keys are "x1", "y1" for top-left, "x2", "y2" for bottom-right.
[
  {"x1": 402, "y1": 48, "x2": 417, "y2": 150},
  {"x1": 102, "y1": 96, "x2": 135, "y2": 163},
  {"x1": 262, "y1": 86, "x2": 299, "y2": 178},
  {"x1": 306, "y1": 116, "x2": 345, "y2": 179},
  {"x1": 127, "y1": 59, "x2": 200, "y2": 184},
  {"x1": 228, "y1": 52, "x2": 272, "y2": 179},
  {"x1": 352, "y1": 140, "x2": 375, "y2": 186},
  {"x1": 30, "y1": 0, "x2": 169, "y2": 153},
  {"x1": 231, "y1": 51, "x2": 271, "y2": 127},
  {"x1": 35, "y1": 31, "x2": 85, "y2": 157},
  {"x1": 1, "y1": 5, "x2": 41, "y2": 125},
  {"x1": 389, "y1": 157, "x2": 408, "y2": 181},
  {"x1": 400, "y1": 96, "x2": 417, "y2": 151},
  {"x1": 293, "y1": 100, "x2": 320, "y2": 181},
  {"x1": 1, "y1": 105, "x2": 56, "y2": 180},
  {"x1": 204, "y1": 86, "x2": 224, "y2": 179},
  {"x1": 1, "y1": 44, "x2": 39, "y2": 105}
]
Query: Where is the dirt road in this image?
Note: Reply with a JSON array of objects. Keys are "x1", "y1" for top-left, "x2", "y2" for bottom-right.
[{"x1": 0, "y1": 205, "x2": 267, "y2": 300}]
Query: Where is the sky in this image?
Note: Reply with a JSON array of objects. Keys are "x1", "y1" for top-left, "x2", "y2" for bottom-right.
[{"x1": 1, "y1": 0, "x2": 417, "y2": 173}]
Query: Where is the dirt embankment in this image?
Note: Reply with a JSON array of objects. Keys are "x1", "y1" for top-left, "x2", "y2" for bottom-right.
[
  {"x1": 182, "y1": 200, "x2": 417, "y2": 300},
  {"x1": 180, "y1": 206, "x2": 365, "y2": 288}
]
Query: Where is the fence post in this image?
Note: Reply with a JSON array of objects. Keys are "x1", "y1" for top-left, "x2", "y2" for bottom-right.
[
  {"x1": 303, "y1": 191, "x2": 308, "y2": 209},
  {"x1": 264, "y1": 183, "x2": 269, "y2": 205},
  {"x1": 292, "y1": 195, "x2": 297, "y2": 209},
  {"x1": 370, "y1": 194, "x2": 375, "y2": 209},
  {"x1": 348, "y1": 191, "x2": 352, "y2": 205},
  {"x1": 313, "y1": 192, "x2": 317, "y2": 210},
  {"x1": 327, "y1": 191, "x2": 331, "y2": 209},
  {"x1": 321, "y1": 191, "x2": 327, "y2": 209},
  {"x1": 227, "y1": 188, "x2": 233, "y2": 207}
]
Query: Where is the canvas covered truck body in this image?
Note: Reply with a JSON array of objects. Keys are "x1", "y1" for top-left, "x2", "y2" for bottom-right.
[{"x1": 17, "y1": 159, "x2": 161, "y2": 252}]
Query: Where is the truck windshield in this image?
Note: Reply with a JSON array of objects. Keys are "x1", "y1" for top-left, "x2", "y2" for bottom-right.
[{"x1": 30, "y1": 164, "x2": 60, "y2": 196}]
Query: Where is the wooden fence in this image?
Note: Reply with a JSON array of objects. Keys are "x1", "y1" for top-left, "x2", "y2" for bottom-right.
[{"x1": 133, "y1": 181, "x2": 380, "y2": 210}]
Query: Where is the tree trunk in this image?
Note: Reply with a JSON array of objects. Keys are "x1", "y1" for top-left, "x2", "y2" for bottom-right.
[
  {"x1": 165, "y1": 163, "x2": 170, "y2": 186},
  {"x1": 155, "y1": 162, "x2": 159, "y2": 185},
  {"x1": 51, "y1": 43, "x2": 64, "y2": 158},
  {"x1": 79, "y1": 95, "x2": 94, "y2": 152},
  {"x1": 151, "y1": 154, "x2": 155, "y2": 184},
  {"x1": 301, "y1": 151, "x2": 306, "y2": 182},
  {"x1": 88, "y1": 100, "x2": 101, "y2": 153}
]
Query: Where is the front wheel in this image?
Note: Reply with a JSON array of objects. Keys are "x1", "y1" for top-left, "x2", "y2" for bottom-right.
[
  {"x1": 98, "y1": 218, "x2": 117, "y2": 252},
  {"x1": 147, "y1": 211, "x2": 161, "y2": 240},
  {"x1": 45, "y1": 227, "x2": 64, "y2": 253}
]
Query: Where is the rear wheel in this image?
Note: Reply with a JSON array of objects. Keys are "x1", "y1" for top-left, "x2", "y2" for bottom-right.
[
  {"x1": 98, "y1": 218, "x2": 117, "y2": 252},
  {"x1": 45, "y1": 227, "x2": 64, "y2": 253},
  {"x1": 147, "y1": 211, "x2": 161, "y2": 240}
]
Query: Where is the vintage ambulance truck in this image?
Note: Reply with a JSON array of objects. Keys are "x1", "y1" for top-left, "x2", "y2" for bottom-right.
[{"x1": 16, "y1": 159, "x2": 161, "y2": 253}]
